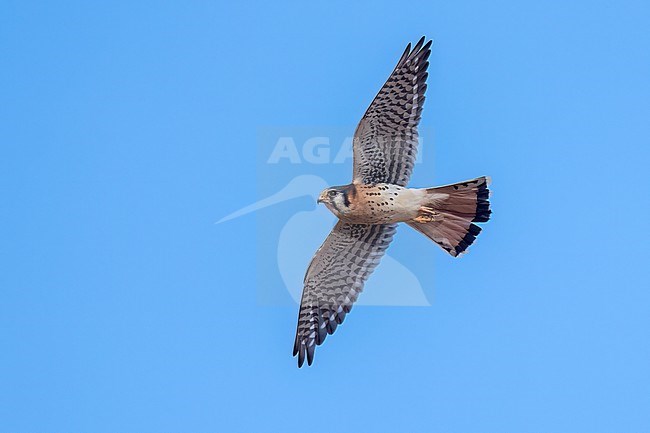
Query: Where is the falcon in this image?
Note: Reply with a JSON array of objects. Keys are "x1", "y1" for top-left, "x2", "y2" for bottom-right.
[{"x1": 293, "y1": 37, "x2": 492, "y2": 367}]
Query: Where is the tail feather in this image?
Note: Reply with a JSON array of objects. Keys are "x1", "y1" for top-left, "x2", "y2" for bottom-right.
[{"x1": 408, "y1": 176, "x2": 491, "y2": 257}]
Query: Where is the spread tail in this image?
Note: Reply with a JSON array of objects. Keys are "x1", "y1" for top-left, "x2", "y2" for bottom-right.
[{"x1": 407, "y1": 176, "x2": 491, "y2": 257}]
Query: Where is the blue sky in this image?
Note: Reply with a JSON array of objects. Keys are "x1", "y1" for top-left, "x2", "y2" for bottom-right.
[{"x1": 1, "y1": 0, "x2": 649, "y2": 432}]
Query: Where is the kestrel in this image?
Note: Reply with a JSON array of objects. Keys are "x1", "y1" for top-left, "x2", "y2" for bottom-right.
[{"x1": 293, "y1": 37, "x2": 492, "y2": 367}]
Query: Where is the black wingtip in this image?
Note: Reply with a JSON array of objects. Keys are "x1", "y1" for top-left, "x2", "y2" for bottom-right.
[
  {"x1": 413, "y1": 36, "x2": 426, "y2": 51},
  {"x1": 306, "y1": 343, "x2": 315, "y2": 366},
  {"x1": 297, "y1": 345, "x2": 305, "y2": 368},
  {"x1": 414, "y1": 36, "x2": 433, "y2": 53},
  {"x1": 397, "y1": 43, "x2": 412, "y2": 67}
]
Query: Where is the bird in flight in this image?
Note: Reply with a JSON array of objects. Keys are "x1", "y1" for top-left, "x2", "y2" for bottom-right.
[{"x1": 293, "y1": 37, "x2": 492, "y2": 367}]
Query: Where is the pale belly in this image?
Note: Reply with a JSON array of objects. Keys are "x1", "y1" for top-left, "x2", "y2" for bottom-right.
[{"x1": 343, "y1": 184, "x2": 426, "y2": 224}]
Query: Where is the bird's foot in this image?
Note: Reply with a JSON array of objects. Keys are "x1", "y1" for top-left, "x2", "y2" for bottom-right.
[{"x1": 414, "y1": 206, "x2": 442, "y2": 223}]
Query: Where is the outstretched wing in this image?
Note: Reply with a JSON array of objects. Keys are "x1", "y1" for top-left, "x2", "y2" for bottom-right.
[
  {"x1": 353, "y1": 37, "x2": 432, "y2": 186},
  {"x1": 293, "y1": 222, "x2": 396, "y2": 367}
]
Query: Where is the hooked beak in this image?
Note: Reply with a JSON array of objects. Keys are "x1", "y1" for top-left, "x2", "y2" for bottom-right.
[{"x1": 317, "y1": 191, "x2": 328, "y2": 204}]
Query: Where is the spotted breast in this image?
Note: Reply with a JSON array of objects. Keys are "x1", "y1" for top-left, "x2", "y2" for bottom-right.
[{"x1": 342, "y1": 184, "x2": 426, "y2": 224}]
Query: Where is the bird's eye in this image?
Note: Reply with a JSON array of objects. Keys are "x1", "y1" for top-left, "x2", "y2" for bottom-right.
[{"x1": 328, "y1": 190, "x2": 337, "y2": 197}]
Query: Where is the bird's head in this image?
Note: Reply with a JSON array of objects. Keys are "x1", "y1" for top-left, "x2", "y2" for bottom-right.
[{"x1": 317, "y1": 185, "x2": 352, "y2": 216}]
